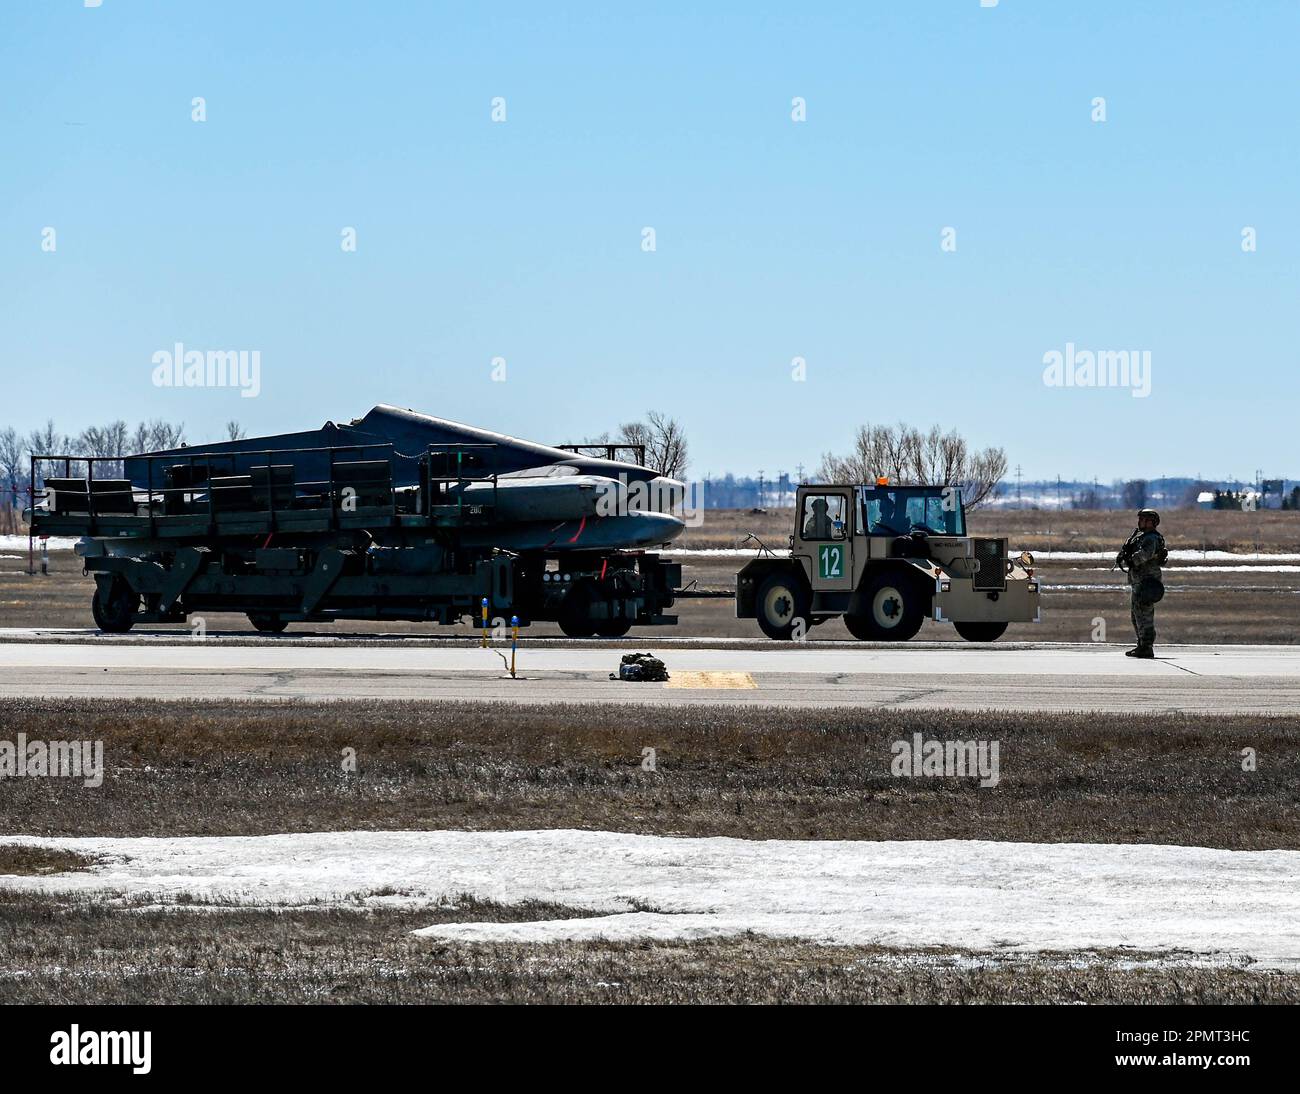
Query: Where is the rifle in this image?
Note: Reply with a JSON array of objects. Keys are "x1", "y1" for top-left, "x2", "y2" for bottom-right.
[{"x1": 1115, "y1": 530, "x2": 1143, "y2": 572}]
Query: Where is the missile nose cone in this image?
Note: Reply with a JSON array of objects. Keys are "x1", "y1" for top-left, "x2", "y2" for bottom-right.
[{"x1": 628, "y1": 510, "x2": 685, "y2": 547}]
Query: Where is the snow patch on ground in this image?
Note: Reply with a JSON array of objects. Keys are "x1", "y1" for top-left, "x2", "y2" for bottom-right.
[{"x1": 2, "y1": 830, "x2": 1298, "y2": 967}]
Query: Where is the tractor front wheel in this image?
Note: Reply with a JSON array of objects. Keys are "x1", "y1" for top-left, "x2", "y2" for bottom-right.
[{"x1": 755, "y1": 571, "x2": 811, "y2": 641}]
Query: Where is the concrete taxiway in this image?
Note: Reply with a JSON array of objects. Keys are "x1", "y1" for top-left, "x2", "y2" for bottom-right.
[{"x1": 1, "y1": 633, "x2": 1298, "y2": 712}]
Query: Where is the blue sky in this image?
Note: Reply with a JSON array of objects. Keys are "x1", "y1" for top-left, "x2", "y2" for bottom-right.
[{"x1": 2, "y1": 1, "x2": 1297, "y2": 482}]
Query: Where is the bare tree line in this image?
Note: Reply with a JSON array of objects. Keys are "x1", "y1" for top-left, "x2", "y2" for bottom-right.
[
  {"x1": 818, "y1": 422, "x2": 1008, "y2": 510},
  {"x1": 587, "y1": 410, "x2": 690, "y2": 480},
  {"x1": 0, "y1": 419, "x2": 189, "y2": 532}
]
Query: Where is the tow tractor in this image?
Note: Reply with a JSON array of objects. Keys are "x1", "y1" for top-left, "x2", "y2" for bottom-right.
[{"x1": 736, "y1": 482, "x2": 1039, "y2": 642}]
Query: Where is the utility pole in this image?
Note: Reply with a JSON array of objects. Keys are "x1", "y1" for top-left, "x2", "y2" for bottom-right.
[
  {"x1": 795, "y1": 462, "x2": 805, "y2": 485},
  {"x1": 1015, "y1": 464, "x2": 1023, "y2": 508},
  {"x1": 757, "y1": 470, "x2": 765, "y2": 510}
]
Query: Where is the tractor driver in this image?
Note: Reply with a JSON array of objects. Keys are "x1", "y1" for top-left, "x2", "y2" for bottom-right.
[
  {"x1": 873, "y1": 491, "x2": 903, "y2": 535},
  {"x1": 803, "y1": 496, "x2": 833, "y2": 539}
]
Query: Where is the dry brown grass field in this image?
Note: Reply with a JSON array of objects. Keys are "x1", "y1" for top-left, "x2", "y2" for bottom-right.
[{"x1": 3, "y1": 698, "x2": 1295, "y2": 848}]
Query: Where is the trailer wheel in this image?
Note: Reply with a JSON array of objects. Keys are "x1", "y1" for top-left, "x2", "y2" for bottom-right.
[
  {"x1": 594, "y1": 618, "x2": 633, "y2": 638},
  {"x1": 953, "y1": 621, "x2": 1008, "y2": 642},
  {"x1": 558, "y1": 581, "x2": 599, "y2": 638},
  {"x1": 91, "y1": 578, "x2": 139, "y2": 634},
  {"x1": 844, "y1": 572, "x2": 924, "y2": 642},
  {"x1": 755, "y1": 571, "x2": 810, "y2": 641},
  {"x1": 247, "y1": 613, "x2": 289, "y2": 634}
]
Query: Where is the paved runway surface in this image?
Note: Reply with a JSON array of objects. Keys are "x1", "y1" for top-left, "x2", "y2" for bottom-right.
[{"x1": 2, "y1": 633, "x2": 1299, "y2": 711}]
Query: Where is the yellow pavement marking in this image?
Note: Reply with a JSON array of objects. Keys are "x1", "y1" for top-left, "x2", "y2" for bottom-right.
[{"x1": 664, "y1": 671, "x2": 757, "y2": 690}]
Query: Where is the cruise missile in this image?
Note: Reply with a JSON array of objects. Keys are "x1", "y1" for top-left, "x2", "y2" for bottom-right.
[{"x1": 126, "y1": 404, "x2": 686, "y2": 552}]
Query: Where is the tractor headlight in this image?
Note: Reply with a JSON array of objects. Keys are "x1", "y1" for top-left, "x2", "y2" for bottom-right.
[
  {"x1": 1028, "y1": 582, "x2": 1039, "y2": 592},
  {"x1": 940, "y1": 580, "x2": 951, "y2": 592}
]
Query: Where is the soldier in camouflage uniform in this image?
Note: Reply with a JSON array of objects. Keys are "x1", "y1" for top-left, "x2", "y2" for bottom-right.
[{"x1": 1116, "y1": 508, "x2": 1167, "y2": 658}]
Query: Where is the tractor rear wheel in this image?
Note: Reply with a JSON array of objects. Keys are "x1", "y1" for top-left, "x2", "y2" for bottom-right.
[
  {"x1": 594, "y1": 618, "x2": 633, "y2": 638},
  {"x1": 844, "y1": 572, "x2": 924, "y2": 642}
]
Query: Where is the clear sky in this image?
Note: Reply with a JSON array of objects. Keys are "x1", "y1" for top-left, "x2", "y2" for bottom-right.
[{"x1": 2, "y1": 1, "x2": 1297, "y2": 483}]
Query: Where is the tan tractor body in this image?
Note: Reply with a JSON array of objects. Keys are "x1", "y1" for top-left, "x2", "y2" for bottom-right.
[{"x1": 737, "y1": 483, "x2": 1040, "y2": 642}]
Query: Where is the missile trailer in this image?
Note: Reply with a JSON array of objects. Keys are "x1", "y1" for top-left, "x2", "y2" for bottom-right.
[{"x1": 25, "y1": 407, "x2": 684, "y2": 637}]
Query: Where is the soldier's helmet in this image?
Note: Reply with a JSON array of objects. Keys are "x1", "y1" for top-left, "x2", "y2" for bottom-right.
[{"x1": 1138, "y1": 508, "x2": 1160, "y2": 526}]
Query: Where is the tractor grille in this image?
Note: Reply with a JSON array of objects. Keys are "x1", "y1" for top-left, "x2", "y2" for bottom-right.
[{"x1": 972, "y1": 537, "x2": 1007, "y2": 591}]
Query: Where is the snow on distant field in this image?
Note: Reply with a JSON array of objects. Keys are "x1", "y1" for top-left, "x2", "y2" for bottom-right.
[
  {"x1": 1147, "y1": 566, "x2": 1300, "y2": 574},
  {"x1": 1199, "y1": 566, "x2": 1300, "y2": 573},
  {"x1": 1039, "y1": 550, "x2": 1300, "y2": 563},
  {"x1": 675, "y1": 548, "x2": 792, "y2": 557},
  {"x1": 676, "y1": 547, "x2": 1300, "y2": 563},
  {"x1": 0, "y1": 535, "x2": 80, "y2": 552},
  {"x1": 1068, "y1": 566, "x2": 1300, "y2": 575},
  {"x1": 7, "y1": 537, "x2": 1298, "y2": 564},
  {"x1": 3, "y1": 830, "x2": 1298, "y2": 967}
]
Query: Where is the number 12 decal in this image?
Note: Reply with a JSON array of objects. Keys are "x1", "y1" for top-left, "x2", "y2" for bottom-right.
[{"x1": 819, "y1": 545, "x2": 843, "y2": 579}]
